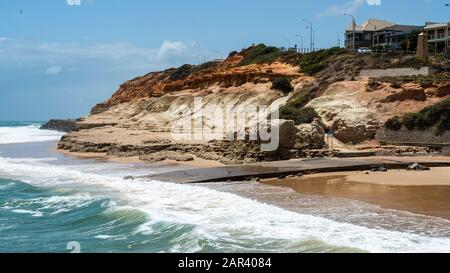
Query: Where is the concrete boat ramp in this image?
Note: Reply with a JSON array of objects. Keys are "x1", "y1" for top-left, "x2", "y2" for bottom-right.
[{"x1": 136, "y1": 157, "x2": 450, "y2": 184}]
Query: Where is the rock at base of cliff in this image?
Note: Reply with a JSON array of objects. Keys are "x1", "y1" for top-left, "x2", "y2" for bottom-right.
[
  {"x1": 332, "y1": 119, "x2": 378, "y2": 144},
  {"x1": 307, "y1": 95, "x2": 380, "y2": 144},
  {"x1": 295, "y1": 118, "x2": 326, "y2": 150},
  {"x1": 41, "y1": 119, "x2": 76, "y2": 132}
]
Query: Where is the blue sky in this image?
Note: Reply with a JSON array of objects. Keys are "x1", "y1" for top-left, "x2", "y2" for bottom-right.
[{"x1": 1, "y1": 0, "x2": 449, "y2": 120}]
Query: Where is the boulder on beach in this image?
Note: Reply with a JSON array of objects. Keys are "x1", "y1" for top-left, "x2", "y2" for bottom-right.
[
  {"x1": 41, "y1": 119, "x2": 77, "y2": 132},
  {"x1": 295, "y1": 118, "x2": 326, "y2": 150}
]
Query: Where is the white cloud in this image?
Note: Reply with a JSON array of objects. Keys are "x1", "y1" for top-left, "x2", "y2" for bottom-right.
[
  {"x1": 46, "y1": 65, "x2": 63, "y2": 75},
  {"x1": 367, "y1": 0, "x2": 382, "y2": 5},
  {"x1": 317, "y1": 0, "x2": 381, "y2": 18},
  {"x1": 66, "y1": 0, "x2": 81, "y2": 6},
  {"x1": 0, "y1": 38, "x2": 212, "y2": 120},
  {"x1": 0, "y1": 38, "x2": 211, "y2": 75},
  {"x1": 156, "y1": 40, "x2": 202, "y2": 63}
]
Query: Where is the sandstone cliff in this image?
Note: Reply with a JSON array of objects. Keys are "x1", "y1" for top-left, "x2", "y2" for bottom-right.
[{"x1": 58, "y1": 45, "x2": 450, "y2": 164}]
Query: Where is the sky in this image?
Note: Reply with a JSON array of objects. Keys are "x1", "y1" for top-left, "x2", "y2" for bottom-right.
[{"x1": 0, "y1": 0, "x2": 449, "y2": 121}]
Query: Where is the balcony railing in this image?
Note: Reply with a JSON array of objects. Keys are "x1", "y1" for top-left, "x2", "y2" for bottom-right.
[{"x1": 428, "y1": 34, "x2": 448, "y2": 40}]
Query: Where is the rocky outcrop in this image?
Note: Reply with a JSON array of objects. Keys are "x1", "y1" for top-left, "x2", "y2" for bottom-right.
[
  {"x1": 380, "y1": 84, "x2": 427, "y2": 102},
  {"x1": 307, "y1": 94, "x2": 380, "y2": 144},
  {"x1": 275, "y1": 119, "x2": 298, "y2": 149},
  {"x1": 331, "y1": 118, "x2": 379, "y2": 144},
  {"x1": 295, "y1": 119, "x2": 326, "y2": 149},
  {"x1": 41, "y1": 119, "x2": 76, "y2": 132},
  {"x1": 436, "y1": 83, "x2": 450, "y2": 97}
]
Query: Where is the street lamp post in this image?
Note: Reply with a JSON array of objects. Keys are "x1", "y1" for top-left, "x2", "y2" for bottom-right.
[
  {"x1": 306, "y1": 26, "x2": 316, "y2": 51},
  {"x1": 296, "y1": 34, "x2": 304, "y2": 52},
  {"x1": 303, "y1": 19, "x2": 314, "y2": 52},
  {"x1": 344, "y1": 13, "x2": 356, "y2": 52}
]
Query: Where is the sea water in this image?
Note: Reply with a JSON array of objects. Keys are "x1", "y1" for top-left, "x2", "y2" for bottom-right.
[{"x1": 0, "y1": 121, "x2": 449, "y2": 253}]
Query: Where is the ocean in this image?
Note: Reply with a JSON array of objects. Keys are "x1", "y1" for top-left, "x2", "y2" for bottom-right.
[{"x1": 0, "y1": 121, "x2": 449, "y2": 253}]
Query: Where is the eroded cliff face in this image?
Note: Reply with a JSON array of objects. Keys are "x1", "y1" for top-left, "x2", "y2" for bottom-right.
[
  {"x1": 91, "y1": 58, "x2": 301, "y2": 115},
  {"x1": 60, "y1": 77, "x2": 301, "y2": 164},
  {"x1": 58, "y1": 47, "x2": 450, "y2": 164},
  {"x1": 305, "y1": 80, "x2": 450, "y2": 144}
]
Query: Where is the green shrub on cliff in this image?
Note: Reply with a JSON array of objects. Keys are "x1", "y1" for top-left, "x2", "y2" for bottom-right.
[
  {"x1": 402, "y1": 113, "x2": 419, "y2": 130},
  {"x1": 384, "y1": 116, "x2": 402, "y2": 131},
  {"x1": 384, "y1": 98, "x2": 450, "y2": 135},
  {"x1": 272, "y1": 77, "x2": 293, "y2": 95},
  {"x1": 194, "y1": 61, "x2": 221, "y2": 72},
  {"x1": 280, "y1": 106, "x2": 319, "y2": 125},
  {"x1": 170, "y1": 64, "x2": 193, "y2": 81},
  {"x1": 239, "y1": 44, "x2": 284, "y2": 66},
  {"x1": 299, "y1": 47, "x2": 348, "y2": 75},
  {"x1": 285, "y1": 83, "x2": 319, "y2": 109},
  {"x1": 436, "y1": 116, "x2": 450, "y2": 136},
  {"x1": 301, "y1": 63, "x2": 326, "y2": 75}
]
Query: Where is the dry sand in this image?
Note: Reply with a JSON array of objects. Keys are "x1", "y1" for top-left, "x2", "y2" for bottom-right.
[
  {"x1": 263, "y1": 168, "x2": 450, "y2": 220},
  {"x1": 56, "y1": 148, "x2": 224, "y2": 168}
]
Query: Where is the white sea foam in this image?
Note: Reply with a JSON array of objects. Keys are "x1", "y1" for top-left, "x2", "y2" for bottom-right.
[
  {"x1": 12, "y1": 209, "x2": 44, "y2": 217},
  {"x1": 0, "y1": 155, "x2": 449, "y2": 253},
  {"x1": 1, "y1": 192, "x2": 99, "y2": 217},
  {"x1": 0, "y1": 125, "x2": 63, "y2": 144}
]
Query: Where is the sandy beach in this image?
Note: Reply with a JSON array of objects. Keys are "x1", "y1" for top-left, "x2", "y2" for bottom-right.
[
  {"x1": 263, "y1": 168, "x2": 450, "y2": 220},
  {"x1": 56, "y1": 148, "x2": 225, "y2": 168},
  {"x1": 57, "y1": 143, "x2": 450, "y2": 220}
]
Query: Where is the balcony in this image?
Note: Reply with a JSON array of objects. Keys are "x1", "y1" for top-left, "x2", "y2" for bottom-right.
[{"x1": 428, "y1": 33, "x2": 448, "y2": 41}]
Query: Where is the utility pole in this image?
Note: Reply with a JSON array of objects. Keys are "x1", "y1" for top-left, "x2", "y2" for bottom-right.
[
  {"x1": 303, "y1": 19, "x2": 314, "y2": 52},
  {"x1": 296, "y1": 34, "x2": 304, "y2": 53},
  {"x1": 305, "y1": 26, "x2": 315, "y2": 51},
  {"x1": 344, "y1": 13, "x2": 356, "y2": 52}
]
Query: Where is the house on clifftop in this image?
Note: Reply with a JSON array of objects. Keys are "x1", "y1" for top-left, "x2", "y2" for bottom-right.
[
  {"x1": 424, "y1": 22, "x2": 450, "y2": 53},
  {"x1": 372, "y1": 24, "x2": 423, "y2": 50},
  {"x1": 345, "y1": 19, "x2": 395, "y2": 50}
]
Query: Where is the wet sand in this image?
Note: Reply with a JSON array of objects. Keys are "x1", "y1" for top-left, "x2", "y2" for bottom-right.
[{"x1": 263, "y1": 168, "x2": 450, "y2": 220}]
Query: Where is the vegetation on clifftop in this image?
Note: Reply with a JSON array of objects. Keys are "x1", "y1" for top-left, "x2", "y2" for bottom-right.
[
  {"x1": 169, "y1": 64, "x2": 193, "y2": 81},
  {"x1": 385, "y1": 98, "x2": 450, "y2": 135},
  {"x1": 238, "y1": 44, "x2": 285, "y2": 66},
  {"x1": 298, "y1": 47, "x2": 348, "y2": 75},
  {"x1": 237, "y1": 43, "x2": 301, "y2": 66},
  {"x1": 169, "y1": 61, "x2": 221, "y2": 81}
]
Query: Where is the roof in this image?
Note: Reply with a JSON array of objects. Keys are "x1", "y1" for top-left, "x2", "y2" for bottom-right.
[
  {"x1": 347, "y1": 19, "x2": 395, "y2": 32},
  {"x1": 380, "y1": 24, "x2": 422, "y2": 32},
  {"x1": 424, "y1": 23, "x2": 450, "y2": 30}
]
